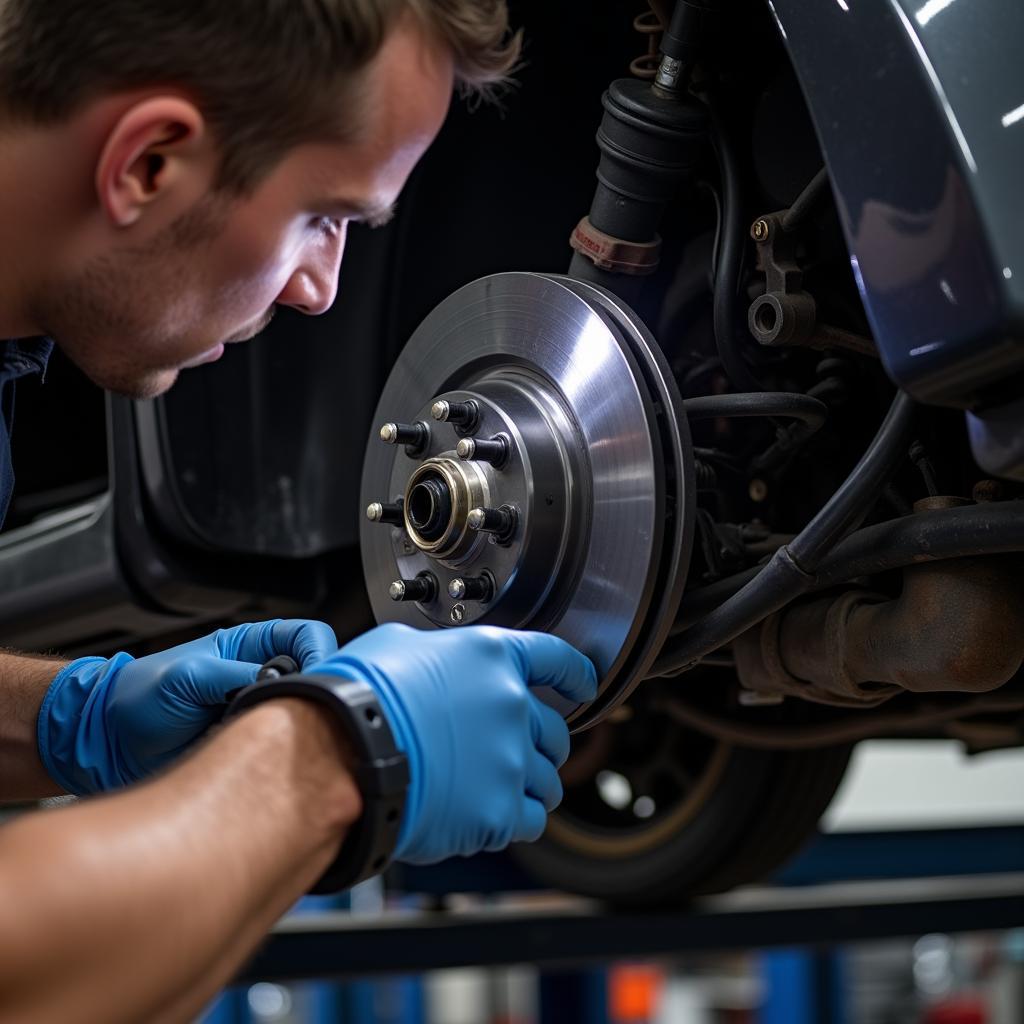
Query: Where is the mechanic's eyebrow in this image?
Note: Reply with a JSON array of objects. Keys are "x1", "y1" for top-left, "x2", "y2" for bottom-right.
[{"x1": 326, "y1": 197, "x2": 397, "y2": 229}]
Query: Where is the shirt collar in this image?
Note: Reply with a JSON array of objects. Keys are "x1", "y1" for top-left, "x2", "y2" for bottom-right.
[{"x1": 1, "y1": 337, "x2": 54, "y2": 382}]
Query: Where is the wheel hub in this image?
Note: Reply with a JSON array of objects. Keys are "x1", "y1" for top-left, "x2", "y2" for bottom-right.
[{"x1": 360, "y1": 272, "x2": 695, "y2": 727}]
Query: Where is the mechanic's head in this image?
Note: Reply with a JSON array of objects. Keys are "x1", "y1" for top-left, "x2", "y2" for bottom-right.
[{"x1": 0, "y1": 1, "x2": 518, "y2": 397}]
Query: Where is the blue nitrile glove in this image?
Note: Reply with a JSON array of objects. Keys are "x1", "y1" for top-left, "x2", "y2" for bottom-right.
[
  {"x1": 38, "y1": 619, "x2": 338, "y2": 795},
  {"x1": 305, "y1": 622, "x2": 598, "y2": 864}
]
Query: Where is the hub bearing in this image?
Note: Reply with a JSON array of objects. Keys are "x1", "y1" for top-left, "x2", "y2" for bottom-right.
[{"x1": 360, "y1": 273, "x2": 695, "y2": 728}]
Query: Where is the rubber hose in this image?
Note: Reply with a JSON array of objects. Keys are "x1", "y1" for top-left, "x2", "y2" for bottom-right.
[
  {"x1": 709, "y1": 104, "x2": 763, "y2": 393},
  {"x1": 814, "y1": 499, "x2": 1024, "y2": 588},
  {"x1": 788, "y1": 391, "x2": 915, "y2": 568},
  {"x1": 684, "y1": 392, "x2": 827, "y2": 430},
  {"x1": 781, "y1": 166, "x2": 831, "y2": 231}
]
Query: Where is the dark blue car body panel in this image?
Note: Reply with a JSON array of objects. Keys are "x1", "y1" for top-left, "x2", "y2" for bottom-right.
[{"x1": 770, "y1": 0, "x2": 1024, "y2": 473}]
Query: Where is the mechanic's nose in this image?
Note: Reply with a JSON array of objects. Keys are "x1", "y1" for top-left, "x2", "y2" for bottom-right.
[{"x1": 278, "y1": 227, "x2": 347, "y2": 316}]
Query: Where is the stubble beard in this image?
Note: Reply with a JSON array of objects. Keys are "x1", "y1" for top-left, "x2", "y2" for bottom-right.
[{"x1": 36, "y1": 196, "x2": 231, "y2": 399}]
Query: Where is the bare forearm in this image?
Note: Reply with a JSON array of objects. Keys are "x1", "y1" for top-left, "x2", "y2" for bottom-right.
[
  {"x1": 0, "y1": 651, "x2": 68, "y2": 801},
  {"x1": 0, "y1": 698, "x2": 361, "y2": 1024}
]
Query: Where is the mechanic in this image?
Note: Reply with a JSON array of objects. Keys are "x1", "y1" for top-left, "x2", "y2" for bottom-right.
[{"x1": 0, "y1": 2, "x2": 597, "y2": 1020}]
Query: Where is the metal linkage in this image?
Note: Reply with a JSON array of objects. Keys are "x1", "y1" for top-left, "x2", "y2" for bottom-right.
[
  {"x1": 746, "y1": 210, "x2": 817, "y2": 349},
  {"x1": 747, "y1": 168, "x2": 877, "y2": 358}
]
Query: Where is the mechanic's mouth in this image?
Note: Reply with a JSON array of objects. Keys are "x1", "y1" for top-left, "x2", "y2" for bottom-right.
[
  {"x1": 182, "y1": 309, "x2": 278, "y2": 370},
  {"x1": 228, "y1": 307, "x2": 277, "y2": 344},
  {"x1": 181, "y1": 344, "x2": 225, "y2": 369}
]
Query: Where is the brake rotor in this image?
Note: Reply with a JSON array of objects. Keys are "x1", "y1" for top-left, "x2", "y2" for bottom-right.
[{"x1": 360, "y1": 272, "x2": 694, "y2": 728}]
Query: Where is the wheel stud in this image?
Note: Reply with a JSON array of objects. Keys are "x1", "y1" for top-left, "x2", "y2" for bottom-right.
[
  {"x1": 467, "y1": 505, "x2": 517, "y2": 543},
  {"x1": 366, "y1": 500, "x2": 404, "y2": 526},
  {"x1": 379, "y1": 421, "x2": 429, "y2": 455},
  {"x1": 448, "y1": 574, "x2": 494, "y2": 602},
  {"x1": 456, "y1": 435, "x2": 509, "y2": 467},
  {"x1": 431, "y1": 399, "x2": 479, "y2": 431},
  {"x1": 388, "y1": 573, "x2": 437, "y2": 603}
]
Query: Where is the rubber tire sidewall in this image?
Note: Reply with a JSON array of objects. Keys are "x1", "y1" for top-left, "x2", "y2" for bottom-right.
[{"x1": 511, "y1": 742, "x2": 850, "y2": 907}]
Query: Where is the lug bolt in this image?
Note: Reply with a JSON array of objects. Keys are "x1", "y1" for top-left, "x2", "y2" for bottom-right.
[
  {"x1": 456, "y1": 435, "x2": 509, "y2": 467},
  {"x1": 450, "y1": 603, "x2": 467, "y2": 624},
  {"x1": 366, "y1": 500, "x2": 404, "y2": 526},
  {"x1": 380, "y1": 421, "x2": 429, "y2": 454},
  {"x1": 467, "y1": 505, "x2": 517, "y2": 542},
  {"x1": 448, "y1": 574, "x2": 494, "y2": 602},
  {"x1": 388, "y1": 573, "x2": 437, "y2": 603},
  {"x1": 751, "y1": 218, "x2": 770, "y2": 243},
  {"x1": 431, "y1": 399, "x2": 479, "y2": 430}
]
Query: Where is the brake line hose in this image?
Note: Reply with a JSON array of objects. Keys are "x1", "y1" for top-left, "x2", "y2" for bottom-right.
[
  {"x1": 651, "y1": 390, "x2": 916, "y2": 676},
  {"x1": 709, "y1": 103, "x2": 764, "y2": 394},
  {"x1": 790, "y1": 391, "x2": 916, "y2": 564},
  {"x1": 684, "y1": 392, "x2": 827, "y2": 431}
]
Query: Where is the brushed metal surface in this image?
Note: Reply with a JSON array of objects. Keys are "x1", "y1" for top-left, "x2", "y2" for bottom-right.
[
  {"x1": 557, "y1": 277, "x2": 695, "y2": 728},
  {"x1": 360, "y1": 273, "x2": 678, "y2": 723}
]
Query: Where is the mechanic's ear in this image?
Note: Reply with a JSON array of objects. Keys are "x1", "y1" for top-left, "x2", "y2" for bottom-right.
[{"x1": 95, "y1": 97, "x2": 214, "y2": 229}]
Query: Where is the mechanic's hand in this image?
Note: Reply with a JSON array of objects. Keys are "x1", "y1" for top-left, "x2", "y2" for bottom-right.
[
  {"x1": 38, "y1": 619, "x2": 337, "y2": 795},
  {"x1": 306, "y1": 623, "x2": 598, "y2": 864}
]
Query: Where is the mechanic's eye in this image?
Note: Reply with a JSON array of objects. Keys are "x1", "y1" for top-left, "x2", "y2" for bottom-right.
[{"x1": 314, "y1": 216, "x2": 342, "y2": 238}]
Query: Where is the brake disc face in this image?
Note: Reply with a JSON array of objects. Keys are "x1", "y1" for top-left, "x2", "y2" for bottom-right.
[{"x1": 360, "y1": 272, "x2": 694, "y2": 728}]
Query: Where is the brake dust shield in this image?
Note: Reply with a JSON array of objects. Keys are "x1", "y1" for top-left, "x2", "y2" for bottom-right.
[{"x1": 360, "y1": 273, "x2": 694, "y2": 729}]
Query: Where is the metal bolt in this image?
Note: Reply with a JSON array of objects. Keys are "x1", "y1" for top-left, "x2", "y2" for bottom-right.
[
  {"x1": 366, "y1": 500, "x2": 404, "y2": 526},
  {"x1": 388, "y1": 573, "x2": 437, "y2": 603},
  {"x1": 431, "y1": 399, "x2": 479, "y2": 430},
  {"x1": 751, "y1": 218, "x2": 770, "y2": 243},
  {"x1": 973, "y1": 479, "x2": 1004, "y2": 503},
  {"x1": 456, "y1": 435, "x2": 509, "y2": 467},
  {"x1": 448, "y1": 574, "x2": 494, "y2": 602},
  {"x1": 379, "y1": 421, "x2": 429, "y2": 453},
  {"x1": 450, "y1": 603, "x2": 466, "y2": 624},
  {"x1": 467, "y1": 505, "x2": 517, "y2": 543},
  {"x1": 654, "y1": 54, "x2": 684, "y2": 93}
]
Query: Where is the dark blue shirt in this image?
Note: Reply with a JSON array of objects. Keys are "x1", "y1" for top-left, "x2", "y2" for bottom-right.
[{"x1": 0, "y1": 338, "x2": 54, "y2": 527}]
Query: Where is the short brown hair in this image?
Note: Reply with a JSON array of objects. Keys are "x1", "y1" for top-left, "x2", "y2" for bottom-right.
[{"x1": 0, "y1": 0, "x2": 520, "y2": 191}]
